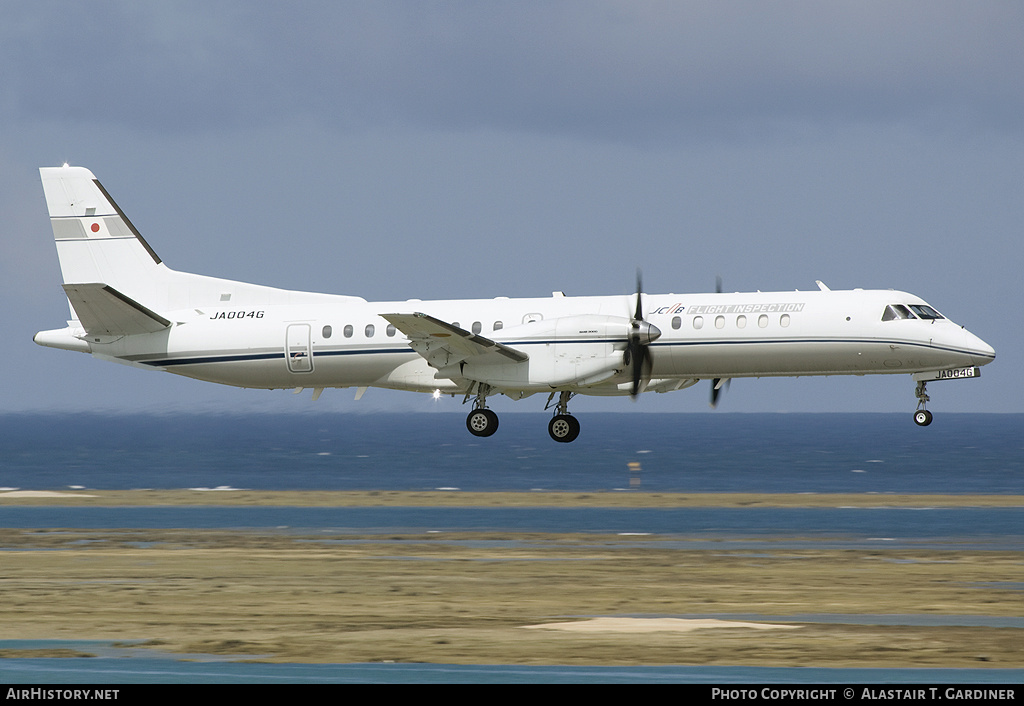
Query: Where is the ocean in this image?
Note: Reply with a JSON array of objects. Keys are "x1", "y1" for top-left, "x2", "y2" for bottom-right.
[
  {"x1": 1, "y1": 412, "x2": 1021, "y2": 684},
  {"x1": 2, "y1": 412, "x2": 1021, "y2": 494}
]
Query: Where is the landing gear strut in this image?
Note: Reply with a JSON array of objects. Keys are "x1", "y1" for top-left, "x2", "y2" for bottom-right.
[
  {"x1": 465, "y1": 383, "x2": 498, "y2": 437},
  {"x1": 913, "y1": 381, "x2": 933, "y2": 427},
  {"x1": 546, "y1": 391, "x2": 580, "y2": 443},
  {"x1": 462, "y1": 386, "x2": 583, "y2": 442}
]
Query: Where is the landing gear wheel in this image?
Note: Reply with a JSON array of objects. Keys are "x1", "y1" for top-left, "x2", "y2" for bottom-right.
[
  {"x1": 913, "y1": 381, "x2": 933, "y2": 427},
  {"x1": 466, "y1": 409, "x2": 499, "y2": 437},
  {"x1": 548, "y1": 414, "x2": 580, "y2": 443}
]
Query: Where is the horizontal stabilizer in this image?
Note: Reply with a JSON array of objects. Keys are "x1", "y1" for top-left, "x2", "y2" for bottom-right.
[
  {"x1": 382, "y1": 312, "x2": 528, "y2": 363},
  {"x1": 63, "y1": 283, "x2": 171, "y2": 337}
]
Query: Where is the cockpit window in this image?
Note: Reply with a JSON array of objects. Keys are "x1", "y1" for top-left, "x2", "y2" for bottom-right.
[
  {"x1": 881, "y1": 304, "x2": 944, "y2": 321},
  {"x1": 908, "y1": 304, "x2": 944, "y2": 320},
  {"x1": 881, "y1": 304, "x2": 916, "y2": 321}
]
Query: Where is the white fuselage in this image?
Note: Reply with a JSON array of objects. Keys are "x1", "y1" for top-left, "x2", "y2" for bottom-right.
[
  {"x1": 34, "y1": 165, "x2": 995, "y2": 438},
  {"x1": 66, "y1": 284, "x2": 993, "y2": 398}
]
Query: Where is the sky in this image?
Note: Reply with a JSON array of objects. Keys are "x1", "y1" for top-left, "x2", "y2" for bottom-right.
[{"x1": 2, "y1": 1, "x2": 1021, "y2": 417}]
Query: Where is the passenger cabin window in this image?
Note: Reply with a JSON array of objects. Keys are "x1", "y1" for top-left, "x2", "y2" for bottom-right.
[
  {"x1": 343, "y1": 324, "x2": 353, "y2": 338},
  {"x1": 365, "y1": 324, "x2": 375, "y2": 337},
  {"x1": 472, "y1": 321, "x2": 482, "y2": 334},
  {"x1": 493, "y1": 321, "x2": 503, "y2": 331},
  {"x1": 322, "y1": 325, "x2": 332, "y2": 339},
  {"x1": 386, "y1": 324, "x2": 396, "y2": 337},
  {"x1": 671, "y1": 316, "x2": 681, "y2": 330}
]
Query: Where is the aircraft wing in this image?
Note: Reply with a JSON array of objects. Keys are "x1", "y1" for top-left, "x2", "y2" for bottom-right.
[
  {"x1": 63, "y1": 283, "x2": 171, "y2": 336},
  {"x1": 381, "y1": 312, "x2": 528, "y2": 369}
]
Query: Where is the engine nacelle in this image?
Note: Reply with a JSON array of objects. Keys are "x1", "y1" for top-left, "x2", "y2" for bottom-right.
[{"x1": 436, "y1": 314, "x2": 642, "y2": 389}]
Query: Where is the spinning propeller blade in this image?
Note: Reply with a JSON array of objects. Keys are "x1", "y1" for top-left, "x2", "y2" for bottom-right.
[
  {"x1": 627, "y1": 270, "x2": 661, "y2": 398},
  {"x1": 710, "y1": 377, "x2": 731, "y2": 408},
  {"x1": 709, "y1": 275, "x2": 729, "y2": 408}
]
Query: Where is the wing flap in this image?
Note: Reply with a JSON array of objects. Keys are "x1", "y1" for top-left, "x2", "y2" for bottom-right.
[
  {"x1": 382, "y1": 312, "x2": 528, "y2": 366},
  {"x1": 63, "y1": 283, "x2": 171, "y2": 336}
]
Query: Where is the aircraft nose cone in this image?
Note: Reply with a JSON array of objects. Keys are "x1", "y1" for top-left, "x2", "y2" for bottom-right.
[{"x1": 964, "y1": 329, "x2": 995, "y2": 365}]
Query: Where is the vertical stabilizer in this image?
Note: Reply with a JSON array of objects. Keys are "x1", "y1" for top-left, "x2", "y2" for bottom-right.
[
  {"x1": 39, "y1": 165, "x2": 355, "y2": 321},
  {"x1": 40, "y1": 165, "x2": 165, "y2": 311}
]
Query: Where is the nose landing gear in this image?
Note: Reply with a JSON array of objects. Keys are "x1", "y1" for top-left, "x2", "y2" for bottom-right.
[{"x1": 913, "y1": 381, "x2": 933, "y2": 426}]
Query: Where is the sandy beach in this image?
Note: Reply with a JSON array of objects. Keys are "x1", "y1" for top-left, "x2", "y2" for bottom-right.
[{"x1": 1, "y1": 491, "x2": 1021, "y2": 667}]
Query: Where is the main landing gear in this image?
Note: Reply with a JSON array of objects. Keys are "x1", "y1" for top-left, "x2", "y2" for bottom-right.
[
  {"x1": 465, "y1": 383, "x2": 499, "y2": 437},
  {"x1": 466, "y1": 408, "x2": 499, "y2": 436},
  {"x1": 913, "y1": 381, "x2": 933, "y2": 427},
  {"x1": 463, "y1": 387, "x2": 582, "y2": 442},
  {"x1": 546, "y1": 391, "x2": 580, "y2": 443}
]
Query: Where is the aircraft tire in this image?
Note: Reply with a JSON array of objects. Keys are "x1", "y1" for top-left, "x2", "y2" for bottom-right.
[
  {"x1": 548, "y1": 414, "x2": 581, "y2": 443},
  {"x1": 913, "y1": 410, "x2": 933, "y2": 427},
  {"x1": 467, "y1": 409, "x2": 499, "y2": 437}
]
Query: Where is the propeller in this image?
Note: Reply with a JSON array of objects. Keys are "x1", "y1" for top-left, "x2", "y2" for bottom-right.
[
  {"x1": 709, "y1": 274, "x2": 729, "y2": 408},
  {"x1": 626, "y1": 270, "x2": 662, "y2": 398},
  {"x1": 710, "y1": 377, "x2": 730, "y2": 408}
]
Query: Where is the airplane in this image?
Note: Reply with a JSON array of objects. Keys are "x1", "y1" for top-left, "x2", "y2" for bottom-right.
[{"x1": 34, "y1": 165, "x2": 995, "y2": 442}]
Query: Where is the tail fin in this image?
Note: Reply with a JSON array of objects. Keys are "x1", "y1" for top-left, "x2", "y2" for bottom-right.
[
  {"x1": 40, "y1": 165, "x2": 165, "y2": 310},
  {"x1": 38, "y1": 165, "x2": 363, "y2": 336}
]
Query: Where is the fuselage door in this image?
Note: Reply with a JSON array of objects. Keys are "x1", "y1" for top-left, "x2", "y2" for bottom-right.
[{"x1": 286, "y1": 323, "x2": 313, "y2": 373}]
